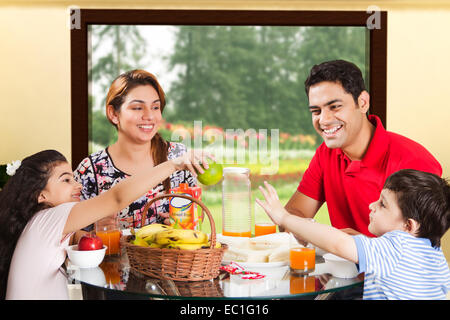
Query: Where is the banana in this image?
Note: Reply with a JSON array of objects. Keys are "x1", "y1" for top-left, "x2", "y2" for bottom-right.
[
  {"x1": 201, "y1": 241, "x2": 222, "y2": 249},
  {"x1": 155, "y1": 229, "x2": 208, "y2": 245},
  {"x1": 132, "y1": 237, "x2": 150, "y2": 247},
  {"x1": 166, "y1": 243, "x2": 206, "y2": 250},
  {"x1": 135, "y1": 223, "x2": 172, "y2": 242},
  {"x1": 149, "y1": 242, "x2": 166, "y2": 248},
  {"x1": 165, "y1": 241, "x2": 221, "y2": 250}
]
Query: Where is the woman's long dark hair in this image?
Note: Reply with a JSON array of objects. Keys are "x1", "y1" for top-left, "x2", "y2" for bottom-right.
[{"x1": 0, "y1": 150, "x2": 67, "y2": 299}]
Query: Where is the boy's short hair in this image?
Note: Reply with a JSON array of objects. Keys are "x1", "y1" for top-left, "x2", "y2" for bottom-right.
[
  {"x1": 384, "y1": 169, "x2": 450, "y2": 247},
  {"x1": 304, "y1": 60, "x2": 366, "y2": 103}
]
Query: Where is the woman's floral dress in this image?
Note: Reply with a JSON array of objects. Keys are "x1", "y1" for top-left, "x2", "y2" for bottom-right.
[{"x1": 73, "y1": 142, "x2": 196, "y2": 230}]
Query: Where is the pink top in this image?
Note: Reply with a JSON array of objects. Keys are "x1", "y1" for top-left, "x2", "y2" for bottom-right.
[{"x1": 6, "y1": 202, "x2": 77, "y2": 300}]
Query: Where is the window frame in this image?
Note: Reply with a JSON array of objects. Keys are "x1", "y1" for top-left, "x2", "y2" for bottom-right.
[{"x1": 70, "y1": 9, "x2": 387, "y2": 169}]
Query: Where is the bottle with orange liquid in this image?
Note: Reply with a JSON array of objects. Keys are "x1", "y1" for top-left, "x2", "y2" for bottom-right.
[
  {"x1": 222, "y1": 167, "x2": 252, "y2": 237},
  {"x1": 169, "y1": 183, "x2": 202, "y2": 230}
]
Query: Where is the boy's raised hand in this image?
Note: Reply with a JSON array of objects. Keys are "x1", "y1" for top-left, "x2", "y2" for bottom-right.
[{"x1": 256, "y1": 181, "x2": 289, "y2": 226}]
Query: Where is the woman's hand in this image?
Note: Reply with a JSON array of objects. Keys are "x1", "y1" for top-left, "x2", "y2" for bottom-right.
[
  {"x1": 157, "y1": 211, "x2": 170, "y2": 225},
  {"x1": 255, "y1": 181, "x2": 290, "y2": 226},
  {"x1": 171, "y1": 149, "x2": 213, "y2": 176}
]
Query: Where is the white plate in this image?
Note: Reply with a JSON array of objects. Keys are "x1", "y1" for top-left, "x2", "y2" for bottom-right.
[{"x1": 221, "y1": 260, "x2": 287, "y2": 269}]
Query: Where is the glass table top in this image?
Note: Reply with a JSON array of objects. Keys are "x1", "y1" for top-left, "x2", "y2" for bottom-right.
[{"x1": 65, "y1": 250, "x2": 364, "y2": 300}]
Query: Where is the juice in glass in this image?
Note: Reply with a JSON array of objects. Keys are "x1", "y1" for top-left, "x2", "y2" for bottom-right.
[
  {"x1": 254, "y1": 223, "x2": 277, "y2": 237},
  {"x1": 290, "y1": 247, "x2": 315, "y2": 275},
  {"x1": 222, "y1": 230, "x2": 252, "y2": 237},
  {"x1": 96, "y1": 229, "x2": 121, "y2": 255},
  {"x1": 95, "y1": 216, "x2": 120, "y2": 255}
]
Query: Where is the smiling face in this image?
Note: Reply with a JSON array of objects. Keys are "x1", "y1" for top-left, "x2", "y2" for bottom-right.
[
  {"x1": 107, "y1": 84, "x2": 163, "y2": 145},
  {"x1": 38, "y1": 162, "x2": 82, "y2": 207},
  {"x1": 308, "y1": 81, "x2": 370, "y2": 151},
  {"x1": 368, "y1": 189, "x2": 407, "y2": 236}
]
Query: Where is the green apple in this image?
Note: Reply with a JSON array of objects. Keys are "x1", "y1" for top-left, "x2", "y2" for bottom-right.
[{"x1": 197, "y1": 160, "x2": 223, "y2": 186}]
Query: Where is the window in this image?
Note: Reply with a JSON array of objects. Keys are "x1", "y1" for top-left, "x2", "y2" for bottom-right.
[{"x1": 71, "y1": 9, "x2": 387, "y2": 228}]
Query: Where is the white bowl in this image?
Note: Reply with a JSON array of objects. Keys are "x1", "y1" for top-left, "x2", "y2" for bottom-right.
[
  {"x1": 323, "y1": 253, "x2": 359, "y2": 279},
  {"x1": 67, "y1": 245, "x2": 107, "y2": 268}
]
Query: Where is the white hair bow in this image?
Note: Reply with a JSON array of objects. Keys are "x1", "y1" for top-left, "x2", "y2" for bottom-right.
[{"x1": 6, "y1": 160, "x2": 22, "y2": 176}]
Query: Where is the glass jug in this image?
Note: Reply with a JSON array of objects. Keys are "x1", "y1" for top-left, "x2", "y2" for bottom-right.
[{"x1": 222, "y1": 167, "x2": 251, "y2": 237}]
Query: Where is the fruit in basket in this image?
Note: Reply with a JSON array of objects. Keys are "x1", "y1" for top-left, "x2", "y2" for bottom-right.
[
  {"x1": 135, "y1": 223, "x2": 172, "y2": 242},
  {"x1": 78, "y1": 233, "x2": 104, "y2": 251},
  {"x1": 155, "y1": 229, "x2": 208, "y2": 245},
  {"x1": 197, "y1": 160, "x2": 223, "y2": 186},
  {"x1": 128, "y1": 220, "x2": 222, "y2": 251},
  {"x1": 132, "y1": 236, "x2": 149, "y2": 247},
  {"x1": 148, "y1": 242, "x2": 165, "y2": 248},
  {"x1": 202, "y1": 241, "x2": 222, "y2": 249},
  {"x1": 166, "y1": 243, "x2": 206, "y2": 250}
]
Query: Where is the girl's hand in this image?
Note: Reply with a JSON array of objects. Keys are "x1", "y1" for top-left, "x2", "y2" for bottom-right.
[
  {"x1": 171, "y1": 149, "x2": 214, "y2": 177},
  {"x1": 255, "y1": 181, "x2": 289, "y2": 226}
]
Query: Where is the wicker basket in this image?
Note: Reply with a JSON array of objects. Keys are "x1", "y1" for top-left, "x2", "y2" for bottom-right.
[{"x1": 121, "y1": 193, "x2": 227, "y2": 281}]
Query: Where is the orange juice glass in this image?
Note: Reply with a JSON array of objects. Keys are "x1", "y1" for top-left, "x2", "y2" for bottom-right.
[
  {"x1": 254, "y1": 223, "x2": 277, "y2": 237},
  {"x1": 290, "y1": 247, "x2": 315, "y2": 275},
  {"x1": 95, "y1": 216, "x2": 121, "y2": 255},
  {"x1": 96, "y1": 229, "x2": 121, "y2": 255}
]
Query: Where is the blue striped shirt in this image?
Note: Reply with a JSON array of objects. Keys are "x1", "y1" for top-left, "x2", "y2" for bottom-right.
[{"x1": 353, "y1": 230, "x2": 450, "y2": 300}]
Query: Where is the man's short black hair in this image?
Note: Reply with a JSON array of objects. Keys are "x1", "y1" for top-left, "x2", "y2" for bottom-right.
[
  {"x1": 384, "y1": 169, "x2": 450, "y2": 247},
  {"x1": 304, "y1": 60, "x2": 366, "y2": 103}
]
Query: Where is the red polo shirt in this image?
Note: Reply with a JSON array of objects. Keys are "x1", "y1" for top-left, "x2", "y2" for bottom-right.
[{"x1": 298, "y1": 115, "x2": 442, "y2": 237}]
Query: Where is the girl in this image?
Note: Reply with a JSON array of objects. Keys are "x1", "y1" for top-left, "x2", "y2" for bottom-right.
[
  {"x1": 0, "y1": 149, "x2": 208, "y2": 299},
  {"x1": 74, "y1": 69, "x2": 197, "y2": 230}
]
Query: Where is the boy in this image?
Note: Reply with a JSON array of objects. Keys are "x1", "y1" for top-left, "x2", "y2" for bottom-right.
[{"x1": 257, "y1": 169, "x2": 450, "y2": 299}]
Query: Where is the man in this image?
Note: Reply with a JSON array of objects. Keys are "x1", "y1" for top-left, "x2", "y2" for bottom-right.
[{"x1": 285, "y1": 60, "x2": 442, "y2": 237}]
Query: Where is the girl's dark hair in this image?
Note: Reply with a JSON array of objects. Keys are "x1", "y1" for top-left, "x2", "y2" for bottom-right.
[
  {"x1": 384, "y1": 169, "x2": 450, "y2": 247},
  {"x1": 0, "y1": 149, "x2": 67, "y2": 299},
  {"x1": 304, "y1": 60, "x2": 367, "y2": 103},
  {"x1": 105, "y1": 69, "x2": 170, "y2": 192}
]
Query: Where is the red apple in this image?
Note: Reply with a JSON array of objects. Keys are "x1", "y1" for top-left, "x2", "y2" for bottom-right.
[{"x1": 78, "y1": 233, "x2": 103, "y2": 251}]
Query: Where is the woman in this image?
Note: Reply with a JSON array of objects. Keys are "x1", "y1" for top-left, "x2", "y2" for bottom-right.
[{"x1": 74, "y1": 70, "x2": 197, "y2": 230}]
